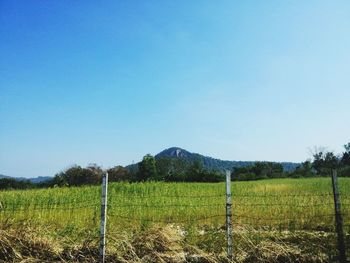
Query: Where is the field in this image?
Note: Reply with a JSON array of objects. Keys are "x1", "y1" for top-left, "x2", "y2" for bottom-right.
[{"x1": 0, "y1": 177, "x2": 350, "y2": 262}]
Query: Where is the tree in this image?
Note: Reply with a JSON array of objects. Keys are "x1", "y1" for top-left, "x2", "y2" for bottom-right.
[
  {"x1": 137, "y1": 154, "x2": 158, "y2": 181},
  {"x1": 323, "y1": 152, "x2": 338, "y2": 169},
  {"x1": 108, "y1": 166, "x2": 131, "y2": 182},
  {"x1": 87, "y1": 163, "x2": 103, "y2": 177},
  {"x1": 345, "y1": 143, "x2": 350, "y2": 153},
  {"x1": 311, "y1": 149, "x2": 338, "y2": 175},
  {"x1": 186, "y1": 159, "x2": 204, "y2": 182},
  {"x1": 168, "y1": 158, "x2": 190, "y2": 181},
  {"x1": 292, "y1": 160, "x2": 313, "y2": 178},
  {"x1": 232, "y1": 162, "x2": 285, "y2": 180},
  {"x1": 53, "y1": 165, "x2": 101, "y2": 186},
  {"x1": 0, "y1": 178, "x2": 34, "y2": 190},
  {"x1": 341, "y1": 143, "x2": 350, "y2": 166},
  {"x1": 155, "y1": 157, "x2": 172, "y2": 180}
]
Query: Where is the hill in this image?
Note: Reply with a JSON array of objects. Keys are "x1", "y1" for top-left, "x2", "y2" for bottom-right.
[
  {"x1": 0, "y1": 174, "x2": 52, "y2": 183},
  {"x1": 155, "y1": 147, "x2": 299, "y2": 172}
]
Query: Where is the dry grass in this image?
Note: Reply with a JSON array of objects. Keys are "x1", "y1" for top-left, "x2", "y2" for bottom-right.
[{"x1": 0, "y1": 223, "x2": 347, "y2": 263}]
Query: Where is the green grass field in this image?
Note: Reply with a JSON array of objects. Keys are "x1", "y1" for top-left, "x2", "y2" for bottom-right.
[
  {"x1": 0, "y1": 177, "x2": 349, "y2": 262},
  {"x1": 0, "y1": 177, "x2": 349, "y2": 231}
]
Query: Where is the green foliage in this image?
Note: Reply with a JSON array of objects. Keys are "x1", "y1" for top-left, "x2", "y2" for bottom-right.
[
  {"x1": 156, "y1": 157, "x2": 188, "y2": 182},
  {"x1": 52, "y1": 165, "x2": 101, "y2": 187},
  {"x1": 341, "y1": 143, "x2": 350, "y2": 166},
  {"x1": 291, "y1": 161, "x2": 314, "y2": 178},
  {"x1": 107, "y1": 166, "x2": 131, "y2": 182},
  {"x1": 232, "y1": 162, "x2": 284, "y2": 181},
  {"x1": 0, "y1": 178, "x2": 35, "y2": 190},
  {"x1": 3, "y1": 142, "x2": 350, "y2": 191},
  {"x1": 155, "y1": 157, "x2": 224, "y2": 182},
  {"x1": 307, "y1": 144, "x2": 349, "y2": 177},
  {"x1": 157, "y1": 147, "x2": 299, "y2": 172},
  {"x1": 312, "y1": 151, "x2": 338, "y2": 175},
  {"x1": 1, "y1": 178, "x2": 350, "y2": 232},
  {"x1": 1, "y1": 179, "x2": 349, "y2": 262},
  {"x1": 339, "y1": 166, "x2": 350, "y2": 177},
  {"x1": 298, "y1": 143, "x2": 350, "y2": 178},
  {"x1": 137, "y1": 154, "x2": 158, "y2": 181}
]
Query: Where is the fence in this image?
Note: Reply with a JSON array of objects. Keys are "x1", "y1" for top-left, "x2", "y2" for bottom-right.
[{"x1": 0, "y1": 170, "x2": 349, "y2": 263}]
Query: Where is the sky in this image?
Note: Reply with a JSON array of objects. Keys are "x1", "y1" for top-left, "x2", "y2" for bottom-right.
[{"x1": 1, "y1": 1, "x2": 350, "y2": 178}]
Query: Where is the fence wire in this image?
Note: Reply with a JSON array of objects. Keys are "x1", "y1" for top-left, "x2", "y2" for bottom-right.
[{"x1": 1, "y1": 191, "x2": 349, "y2": 232}]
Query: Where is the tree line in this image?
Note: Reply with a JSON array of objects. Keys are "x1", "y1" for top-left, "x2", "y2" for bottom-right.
[
  {"x1": 1, "y1": 142, "x2": 349, "y2": 189},
  {"x1": 0, "y1": 156, "x2": 224, "y2": 190},
  {"x1": 232, "y1": 142, "x2": 350, "y2": 180},
  {"x1": 50, "y1": 155, "x2": 225, "y2": 187},
  {"x1": 292, "y1": 143, "x2": 350, "y2": 178}
]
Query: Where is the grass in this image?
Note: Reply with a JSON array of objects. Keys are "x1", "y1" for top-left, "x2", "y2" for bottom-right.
[{"x1": 0, "y1": 177, "x2": 349, "y2": 262}]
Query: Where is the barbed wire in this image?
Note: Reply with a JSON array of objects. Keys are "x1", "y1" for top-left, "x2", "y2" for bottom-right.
[
  {"x1": 106, "y1": 193, "x2": 346, "y2": 199},
  {"x1": 2, "y1": 200, "x2": 349, "y2": 211},
  {"x1": 230, "y1": 193, "x2": 336, "y2": 198},
  {"x1": 1, "y1": 200, "x2": 346, "y2": 210},
  {"x1": 229, "y1": 223, "x2": 337, "y2": 232},
  {"x1": 8, "y1": 203, "x2": 98, "y2": 210},
  {"x1": 230, "y1": 202, "x2": 335, "y2": 207},
  {"x1": 108, "y1": 212, "x2": 226, "y2": 223},
  {"x1": 0, "y1": 198, "x2": 98, "y2": 207},
  {"x1": 0, "y1": 203, "x2": 98, "y2": 212},
  {"x1": 107, "y1": 203, "x2": 225, "y2": 208},
  {"x1": 106, "y1": 202, "x2": 338, "y2": 209},
  {"x1": 1, "y1": 193, "x2": 348, "y2": 209},
  {"x1": 0, "y1": 191, "x2": 349, "y2": 221},
  {"x1": 106, "y1": 212, "x2": 343, "y2": 226},
  {"x1": 108, "y1": 193, "x2": 225, "y2": 199},
  {"x1": 231, "y1": 213, "x2": 337, "y2": 221}
]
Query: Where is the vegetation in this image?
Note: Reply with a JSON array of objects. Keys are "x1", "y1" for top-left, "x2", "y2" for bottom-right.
[
  {"x1": 51, "y1": 164, "x2": 102, "y2": 186},
  {"x1": 155, "y1": 147, "x2": 299, "y2": 172},
  {"x1": 310, "y1": 143, "x2": 350, "y2": 177},
  {"x1": 107, "y1": 165, "x2": 131, "y2": 182},
  {"x1": 232, "y1": 142, "x2": 350, "y2": 180},
  {"x1": 1, "y1": 178, "x2": 349, "y2": 229},
  {"x1": 232, "y1": 162, "x2": 284, "y2": 181},
  {"x1": 0, "y1": 178, "x2": 34, "y2": 190},
  {"x1": 1, "y1": 142, "x2": 350, "y2": 190},
  {"x1": 0, "y1": 178, "x2": 349, "y2": 262}
]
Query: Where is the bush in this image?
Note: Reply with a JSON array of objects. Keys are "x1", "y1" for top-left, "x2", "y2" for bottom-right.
[
  {"x1": 52, "y1": 166, "x2": 101, "y2": 187},
  {"x1": 0, "y1": 178, "x2": 34, "y2": 190}
]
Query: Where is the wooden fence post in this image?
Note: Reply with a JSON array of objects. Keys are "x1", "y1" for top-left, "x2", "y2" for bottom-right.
[
  {"x1": 331, "y1": 169, "x2": 347, "y2": 263},
  {"x1": 226, "y1": 170, "x2": 233, "y2": 259},
  {"x1": 99, "y1": 172, "x2": 108, "y2": 263}
]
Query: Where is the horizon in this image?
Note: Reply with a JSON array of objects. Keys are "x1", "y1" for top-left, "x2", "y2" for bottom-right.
[
  {"x1": 1, "y1": 145, "x2": 304, "y2": 179},
  {"x1": 1, "y1": 1, "x2": 350, "y2": 178},
  {"x1": 0, "y1": 145, "x2": 338, "y2": 179}
]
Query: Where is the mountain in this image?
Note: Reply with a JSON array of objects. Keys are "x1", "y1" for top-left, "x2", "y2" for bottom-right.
[
  {"x1": 155, "y1": 147, "x2": 299, "y2": 172},
  {"x1": 0, "y1": 174, "x2": 11, "y2": 179},
  {"x1": 27, "y1": 176, "x2": 53, "y2": 183},
  {"x1": 0, "y1": 174, "x2": 52, "y2": 183}
]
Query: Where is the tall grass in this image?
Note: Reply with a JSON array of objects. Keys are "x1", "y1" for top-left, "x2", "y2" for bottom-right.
[{"x1": 0, "y1": 178, "x2": 349, "y2": 234}]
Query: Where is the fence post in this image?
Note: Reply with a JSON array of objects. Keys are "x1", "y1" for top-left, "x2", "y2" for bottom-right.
[
  {"x1": 331, "y1": 169, "x2": 347, "y2": 263},
  {"x1": 99, "y1": 171, "x2": 108, "y2": 263},
  {"x1": 226, "y1": 170, "x2": 233, "y2": 259}
]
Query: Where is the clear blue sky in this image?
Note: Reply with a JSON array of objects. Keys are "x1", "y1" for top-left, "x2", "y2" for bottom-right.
[{"x1": 1, "y1": 1, "x2": 349, "y2": 178}]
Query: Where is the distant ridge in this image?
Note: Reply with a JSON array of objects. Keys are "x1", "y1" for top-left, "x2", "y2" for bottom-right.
[
  {"x1": 155, "y1": 147, "x2": 299, "y2": 172},
  {"x1": 0, "y1": 174, "x2": 52, "y2": 183},
  {"x1": 1, "y1": 148, "x2": 300, "y2": 181}
]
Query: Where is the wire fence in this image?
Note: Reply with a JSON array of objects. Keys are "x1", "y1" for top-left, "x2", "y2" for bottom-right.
[
  {"x1": 1, "y1": 193, "x2": 349, "y2": 224},
  {"x1": 0, "y1": 171, "x2": 349, "y2": 262}
]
